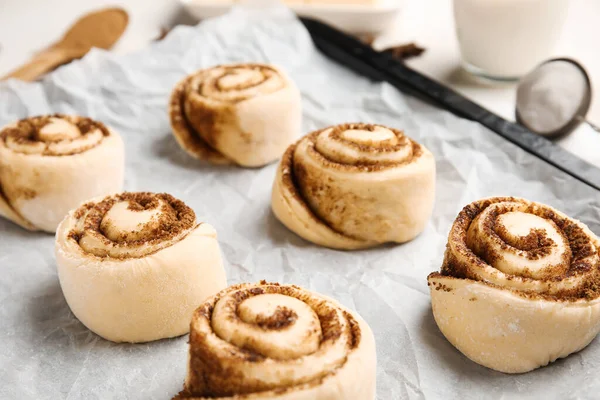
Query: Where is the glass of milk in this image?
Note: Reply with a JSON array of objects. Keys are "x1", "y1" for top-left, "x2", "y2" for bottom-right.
[{"x1": 453, "y1": 0, "x2": 570, "y2": 81}]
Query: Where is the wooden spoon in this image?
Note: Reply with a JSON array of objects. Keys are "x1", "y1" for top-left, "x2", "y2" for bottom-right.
[{"x1": 2, "y1": 7, "x2": 129, "y2": 82}]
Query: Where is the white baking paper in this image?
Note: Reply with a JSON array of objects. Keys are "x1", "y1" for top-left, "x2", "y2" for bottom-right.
[{"x1": 1, "y1": 5, "x2": 600, "y2": 400}]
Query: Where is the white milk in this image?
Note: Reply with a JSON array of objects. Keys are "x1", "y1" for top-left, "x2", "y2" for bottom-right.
[{"x1": 453, "y1": 0, "x2": 569, "y2": 79}]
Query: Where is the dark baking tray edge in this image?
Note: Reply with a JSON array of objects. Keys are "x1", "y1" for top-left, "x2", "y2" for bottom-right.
[{"x1": 300, "y1": 17, "x2": 600, "y2": 192}]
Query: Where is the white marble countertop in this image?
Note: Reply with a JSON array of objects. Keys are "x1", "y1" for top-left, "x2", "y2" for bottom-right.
[{"x1": 1, "y1": 0, "x2": 599, "y2": 167}]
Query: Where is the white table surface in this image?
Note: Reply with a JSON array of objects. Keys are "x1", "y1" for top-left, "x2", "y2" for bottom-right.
[{"x1": 1, "y1": 0, "x2": 599, "y2": 167}]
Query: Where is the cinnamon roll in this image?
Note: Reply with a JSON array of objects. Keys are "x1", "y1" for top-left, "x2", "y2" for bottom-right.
[
  {"x1": 169, "y1": 63, "x2": 302, "y2": 167},
  {"x1": 428, "y1": 197, "x2": 600, "y2": 373},
  {"x1": 271, "y1": 123, "x2": 436, "y2": 250},
  {"x1": 55, "y1": 192, "x2": 227, "y2": 343},
  {"x1": 174, "y1": 281, "x2": 376, "y2": 400},
  {"x1": 0, "y1": 114, "x2": 124, "y2": 232}
]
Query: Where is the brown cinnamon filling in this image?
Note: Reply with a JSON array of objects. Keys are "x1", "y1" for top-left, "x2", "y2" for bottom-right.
[
  {"x1": 126, "y1": 195, "x2": 158, "y2": 211},
  {"x1": 305, "y1": 123, "x2": 423, "y2": 171},
  {"x1": 0, "y1": 114, "x2": 109, "y2": 156},
  {"x1": 68, "y1": 192, "x2": 196, "y2": 259},
  {"x1": 179, "y1": 281, "x2": 362, "y2": 398},
  {"x1": 496, "y1": 226, "x2": 554, "y2": 253},
  {"x1": 255, "y1": 306, "x2": 298, "y2": 330},
  {"x1": 329, "y1": 123, "x2": 412, "y2": 153},
  {"x1": 73, "y1": 202, "x2": 95, "y2": 219},
  {"x1": 439, "y1": 197, "x2": 600, "y2": 301},
  {"x1": 197, "y1": 64, "x2": 283, "y2": 102}
]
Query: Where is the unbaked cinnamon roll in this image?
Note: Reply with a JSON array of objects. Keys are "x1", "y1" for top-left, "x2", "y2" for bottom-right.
[
  {"x1": 271, "y1": 123, "x2": 436, "y2": 250},
  {"x1": 174, "y1": 281, "x2": 376, "y2": 400},
  {"x1": 428, "y1": 197, "x2": 600, "y2": 373},
  {"x1": 55, "y1": 192, "x2": 227, "y2": 343},
  {"x1": 0, "y1": 114, "x2": 124, "y2": 232},
  {"x1": 169, "y1": 63, "x2": 301, "y2": 167}
]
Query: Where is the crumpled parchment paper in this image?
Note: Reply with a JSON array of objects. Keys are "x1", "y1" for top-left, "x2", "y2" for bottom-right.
[{"x1": 1, "y1": 5, "x2": 599, "y2": 400}]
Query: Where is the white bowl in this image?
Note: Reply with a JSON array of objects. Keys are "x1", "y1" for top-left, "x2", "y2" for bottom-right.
[{"x1": 180, "y1": 0, "x2": 402, "y2": 35}]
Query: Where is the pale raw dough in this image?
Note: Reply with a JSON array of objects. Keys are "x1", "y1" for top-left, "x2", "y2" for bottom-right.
[
  {"x1": 271, "y1": 123, "x2": 436, "y2": 250},
  {"x1": 55, "y1": 192, "x2": 227, "y2": 343},
  {"x1": 169, "y1": 63, "x2": 301, "y2": 167},
  {"x1": 428, "y1": 274, "x2": 600, "y2": 374},
  {"x1": 0, "y1": 115, "x2": 124, "y2": 232},
  {"x1": 428, "y1": 197, "x2": 600, "y2": 373},
  {"x1": 176, "y1": 282, "x2": 376, "y2": 399}
]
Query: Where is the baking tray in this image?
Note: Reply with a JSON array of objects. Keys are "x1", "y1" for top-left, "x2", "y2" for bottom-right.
[{"x1": 300, "y1": 17, "x2": 600, "y2": 192}]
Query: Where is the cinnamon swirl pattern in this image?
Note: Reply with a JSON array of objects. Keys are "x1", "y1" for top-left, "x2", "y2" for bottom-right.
[
  {"x1": 0, "y1": 114, "x2": 124, "y2": 232},
  {"x1": 271, "y1": 123, "x2": 436, "y2": 250},
  {"x1": 55, "y1": 192, "x2": 227, "y2": 343},
  {"x1": 428, "y1": 197, "x2": 600, "y2": 373},
  {"x1": 174, "y1": 281, "x2": 376, "y2": 400},
  {"x1": 169, "y1": 63, "x2": 301, "y2": 167}
]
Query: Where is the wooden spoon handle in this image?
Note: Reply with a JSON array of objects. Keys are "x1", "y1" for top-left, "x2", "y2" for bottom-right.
[{"x1": 2, "y1": 48, "x2": 70, "y2": 82}]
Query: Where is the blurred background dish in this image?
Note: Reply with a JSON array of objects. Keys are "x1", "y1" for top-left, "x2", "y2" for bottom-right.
[{"x1": 180, "y1": 0, "x2": 402, "y2": 35}]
